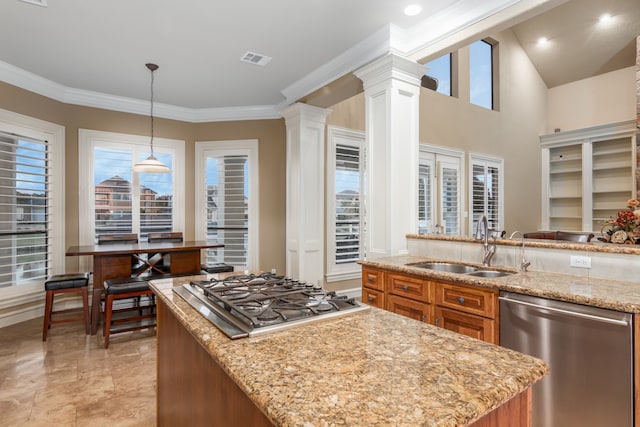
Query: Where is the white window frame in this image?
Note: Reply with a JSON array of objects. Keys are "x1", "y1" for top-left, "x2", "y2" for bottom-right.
[
  {"x1": 419, "y1": 143, "x2": 465, "y2": 235},
  {"x1": 326, "y1": 126, "x2": 364, "y2": 282},
  {"x1": 194, "y1": 140, "x2": 259, "y2": 271},
  {"x1": 78, "y1": 129, "x2": 185, "y2": 271},
  {"x1": 0, "y1": 108, "x2": 65, "y2": 301},
  {"x1": 468, "y1": 152, "x2": 504, "y2": 233}
]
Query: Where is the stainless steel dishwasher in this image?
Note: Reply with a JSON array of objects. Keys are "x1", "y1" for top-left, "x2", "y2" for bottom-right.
[{"x1": 499, "y1": 291, "x2": 633, "y2": 427}]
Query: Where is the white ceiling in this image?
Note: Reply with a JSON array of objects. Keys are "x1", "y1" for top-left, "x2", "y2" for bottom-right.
[{"x1": 0, "y1": 0, "x2": 638, "y2": 122}]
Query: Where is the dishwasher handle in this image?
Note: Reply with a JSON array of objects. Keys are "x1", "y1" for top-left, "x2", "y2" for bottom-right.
[{"x1": 499, "y1": 295, "x2": 630, "y2": 326}]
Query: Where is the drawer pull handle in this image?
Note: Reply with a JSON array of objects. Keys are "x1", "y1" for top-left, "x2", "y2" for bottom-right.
[
  {"x1": 457, "y1": 296, "x2": 465, "y2": 305},
  {"x1": 435, "y1": 317, "x2": 440, "y2": 325},
  {"x1": 421, "y1": 314, "x2": 426, "y2": 322},
  {"x1": 368, "y1": 296, "x2": 374, "y2": 302},
  {"x1": 402, "y1": 284, "x2": 409, "y2": 291},
  {"x1": 367, "y1": 276, "x2": 374, "y2": 283}
]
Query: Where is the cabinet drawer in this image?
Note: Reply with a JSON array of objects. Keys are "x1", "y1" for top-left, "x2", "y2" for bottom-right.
[
  {"x1": 387, "y1": 273, "x2": 431, "y2": 303},
  {"x1": 434, "y1": 307, "x2": 497, "y2": 344},
  {"x1": 387, "y1": 294, "x2": 431, "y2": 323},
  {"x1": 435, "y1": 283, "x2": 497, "y2": 318},
  {"x1": 362, "y1": 287, "x2": 385, "y2": 309},
  {"x1": 362, "y1": 268, "x2": 385, "y2": 291}
]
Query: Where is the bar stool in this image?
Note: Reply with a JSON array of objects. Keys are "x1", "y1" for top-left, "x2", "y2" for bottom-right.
[
  {"x1": 103, "y1": 277, "x2": 156, "y2": 348},
  {"x1": 42, "y1": 273, "x2": 90, "y2": 341}
]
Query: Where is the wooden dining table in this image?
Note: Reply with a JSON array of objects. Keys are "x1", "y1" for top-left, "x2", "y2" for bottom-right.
[{"x1": 66, "y1": 240, "x2": 224, "y2": 335}]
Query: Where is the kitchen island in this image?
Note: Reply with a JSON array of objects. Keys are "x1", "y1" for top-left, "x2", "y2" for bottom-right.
[{"x1": 150, "y1": 275, "x2": 548, "y2": 426}]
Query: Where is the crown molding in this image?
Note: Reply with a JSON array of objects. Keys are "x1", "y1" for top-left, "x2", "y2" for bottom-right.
[{"x1": 0, "y1": 60, "x2": 282, "y2": 122}]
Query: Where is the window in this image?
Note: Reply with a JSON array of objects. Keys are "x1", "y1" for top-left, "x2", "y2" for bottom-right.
[
  {"x1": 195, "y1": 140, "x2": 258, "y2": 271},
  {"x1": 418, "y1": 144, "x2": 464, "y2": 235},
  {"x1": 470, "y1": 39, "x2": 497, "y2": 110},
  {"x1": 0, "y1": 109, "x2": 64, "y2": 291},
  {"x1": 78, "y1": 130, "x2": 185, "y2": 250},
  {"x1": 469, "y1": 153, "x2": 504, "y2": 234},
  {"x1": 424, "y1": 53, "x2": 452, "y2": 96},
  {"x1": 326, "y1": 127, "x2": 364, "y2": 281}
]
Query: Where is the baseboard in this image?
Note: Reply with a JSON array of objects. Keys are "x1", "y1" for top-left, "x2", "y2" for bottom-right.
[{"x1": 336, "y1": 287, "x2": 362, "y2": 301}]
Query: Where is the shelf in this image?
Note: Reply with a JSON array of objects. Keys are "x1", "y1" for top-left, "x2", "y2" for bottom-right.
[
  {"x1": 549, "y1": 195, "x2": 581, "y2": 199},
  {"x1": 550, "y1": 168, "x2": 582, "y2": 174}
]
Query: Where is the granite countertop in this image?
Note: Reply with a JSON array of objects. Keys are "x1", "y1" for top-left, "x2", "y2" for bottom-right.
[
  {"x1": 150, "y1": 275, "x2": 548, "y2": 427},
  {"x1": 360, "y1": 255, "x2": 640, "y2": 313}
]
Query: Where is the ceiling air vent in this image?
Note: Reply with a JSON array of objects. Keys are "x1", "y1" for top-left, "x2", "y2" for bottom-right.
[
  {"x1": 240, "y1": 51, "x2": 272, "y2": 67},
  {"x1": 18, "y1": 0, "x2": 48, "y2": 6}
]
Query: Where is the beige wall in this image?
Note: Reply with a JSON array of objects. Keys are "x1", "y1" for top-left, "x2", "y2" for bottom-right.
[
  {"x1": 0, "y1": 81, "x2": 287, "y2": 274},
  {"x1": 546, "y1": 66, "x2": 636, "y2": 133}
]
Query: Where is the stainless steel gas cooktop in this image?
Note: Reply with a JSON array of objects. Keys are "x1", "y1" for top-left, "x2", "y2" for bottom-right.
[{"x1": 173, "y1": 272, "x2": 369, "y2": 339}]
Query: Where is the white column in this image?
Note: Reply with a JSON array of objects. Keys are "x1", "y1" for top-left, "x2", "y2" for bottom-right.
[
  {"x1": 281, "y1": 103, "x2": 331, "y2": 283},
  {"x1": 354, "y1": 54, "x2": 425, "y2": 259}
]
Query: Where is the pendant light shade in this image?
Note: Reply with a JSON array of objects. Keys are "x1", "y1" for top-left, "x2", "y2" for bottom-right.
[{"x1": 133, "y1": 63, "x2": 170, "y2": 173}]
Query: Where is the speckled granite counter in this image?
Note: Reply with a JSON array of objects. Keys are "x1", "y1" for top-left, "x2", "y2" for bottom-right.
[
  {"x1": 150, "y1": 275, "x2": 548, "y2": 426},
  {"x1": 360, "y1": 255, "x2": 640, "y2": 313}
]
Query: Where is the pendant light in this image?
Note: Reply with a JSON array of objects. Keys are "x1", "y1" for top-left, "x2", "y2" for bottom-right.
[{"x1": 133, "y1": 63, "x2": 170, "y2": 173}]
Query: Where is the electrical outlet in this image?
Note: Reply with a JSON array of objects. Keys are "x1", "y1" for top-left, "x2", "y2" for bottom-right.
[{"x1": 570, "y1": 255, "x2": 591, "y2": 269}]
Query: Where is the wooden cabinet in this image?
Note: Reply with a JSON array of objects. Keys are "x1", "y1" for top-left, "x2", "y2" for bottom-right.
[
  {"x1": 541, "y1": 121, "x2": 637, "y2": 232},
  {"x1": 361, "y1": 266, "x2": 498, "y2": 344},
  {"x1": 434, "y1": 282, "x2": 498, "y2": 344},
  {"x1": 387, "y1": 294, "x2": 431, "y2": 323},
  {"x1": 361, "y1": 267, "x2": 385, "y2": 309}
]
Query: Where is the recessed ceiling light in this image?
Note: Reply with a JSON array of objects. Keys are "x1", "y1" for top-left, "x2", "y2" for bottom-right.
[
  {"x1": 537, "y1": 37, "x2": 548, "y2": 46},
  {"x1": 404, "y1": 4, "x2": 422, "y2": 16},
  {"x1": 599, "y1": 13, "x2": 612, "y2": 23}
]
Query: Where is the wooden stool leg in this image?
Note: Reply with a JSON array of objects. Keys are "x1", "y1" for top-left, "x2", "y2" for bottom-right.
[
  {"x1": 104, "y1": 294, "x2": 113, "y2": 349},
  {"x1": 42, "y1": 290, "x2": 54, "y2": 341},
  {"x1": 81, "y1": 287, "x2": 90, "y2": 335}
]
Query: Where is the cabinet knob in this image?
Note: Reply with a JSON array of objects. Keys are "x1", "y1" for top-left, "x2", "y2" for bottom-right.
[
  {"x1": 435, "y1": 317, "x2": 440, "y2": 325},
  {"x1": 367, "y1": 276, "x2": 374, "y2": 283},
  {"x1": 457, "y1": 296, "x2": 465, "y2": 305},
  {"x1": 402, "y1": 284, "x2": 409, "y2": 291},
  {"x1": 421, "y1": 314, "x2": 426, "y2": 322},
  {"x1": 367, "y1": 296, "x2": 374, "y2": 302}
]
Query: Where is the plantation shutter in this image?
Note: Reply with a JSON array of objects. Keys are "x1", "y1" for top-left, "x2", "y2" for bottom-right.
[
  {"x1": 439, "y1": 160, "x2": 460, "y2": 234},
  {"x1": 205, "y1": 154, "x2": 249, "y2": 267},
  {"x1": 471, "y1": 159, "x2": 502, "y2": 232},
  {"x1": 335, "y1": 143, "x2": 360, "y2": 264},
  {"x1": 0, "y1": 131, "x2": 50, "y2": 287}
]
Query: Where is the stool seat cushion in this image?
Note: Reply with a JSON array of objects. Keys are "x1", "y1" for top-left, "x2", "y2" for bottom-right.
[
  {"x1": 104, "y1": 277, "x2": 150, "y2": 295},
  {"x1": 45, "y1": 273, "x2": 90, "y2": 291},
  {"x1": 201, "y1": 263, "x2": 234, "y2": 273}
]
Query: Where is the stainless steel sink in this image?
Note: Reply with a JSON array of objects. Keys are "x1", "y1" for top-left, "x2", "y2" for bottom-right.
[
  {"x1": 466, "y1": 270, "x2": 514, "y2": 278},
  {"x1": 409, "y1": 262, "x2": 516, "y2": 278},
  {"x1": 411, "y1": 262, "x2": 479, "y2": 274}
]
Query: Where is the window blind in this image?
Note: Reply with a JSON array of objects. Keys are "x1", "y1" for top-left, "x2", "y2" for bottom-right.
[
  {"x1": 0, "y1": 131, "x2": 50, "y2": 287},
  {"x1": 335, "y1": 144, "x2": 360, "y2": 264}
]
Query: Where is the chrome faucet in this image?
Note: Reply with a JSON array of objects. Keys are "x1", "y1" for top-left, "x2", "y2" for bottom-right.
[
  {"x1": 475, "y1": 215, "x2": 496, "y2": 267},
  {"x1": 509, "y1": 230, "x2": 531, "y2": 272}
]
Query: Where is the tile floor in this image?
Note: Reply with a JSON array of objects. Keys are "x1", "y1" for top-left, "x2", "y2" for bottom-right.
[{"x1": 0, "y1": 317, "x2": 156, "y2": 426}]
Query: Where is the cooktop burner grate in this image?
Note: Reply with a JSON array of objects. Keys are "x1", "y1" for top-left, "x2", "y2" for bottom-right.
[{"x1": 173, "y1": 272, "x2": 369, "y2": 339}]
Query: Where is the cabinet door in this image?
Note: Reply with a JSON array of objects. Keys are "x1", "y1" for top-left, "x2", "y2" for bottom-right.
[
  {"x1": 435, "y1": 282, "x2": 496, "y2": 318},
  {"x1": 387, "y1": 294, "x2": 430, "y2": 323},
  {"x1": 361, "y1": 267, "x2": 385, "y2": 291},
  {"x1": 434, "y1": 307, "x2": 496, "y2": 344},
  {"x1": 362, "y1": 287, "x2": 385, "y2": 309}
]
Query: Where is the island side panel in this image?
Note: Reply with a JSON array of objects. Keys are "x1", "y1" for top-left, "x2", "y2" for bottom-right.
[
  {"x1": 156, "y1": 300, "x2": 273, "y2": 427},
  {"x1": 469, "y1": 388, "x2": 532, "y2": 427}
]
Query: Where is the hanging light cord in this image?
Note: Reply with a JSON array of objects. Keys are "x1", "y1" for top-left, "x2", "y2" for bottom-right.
[{"x1": 146, "y1": 63, "x2": 159, "y2": 157}]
